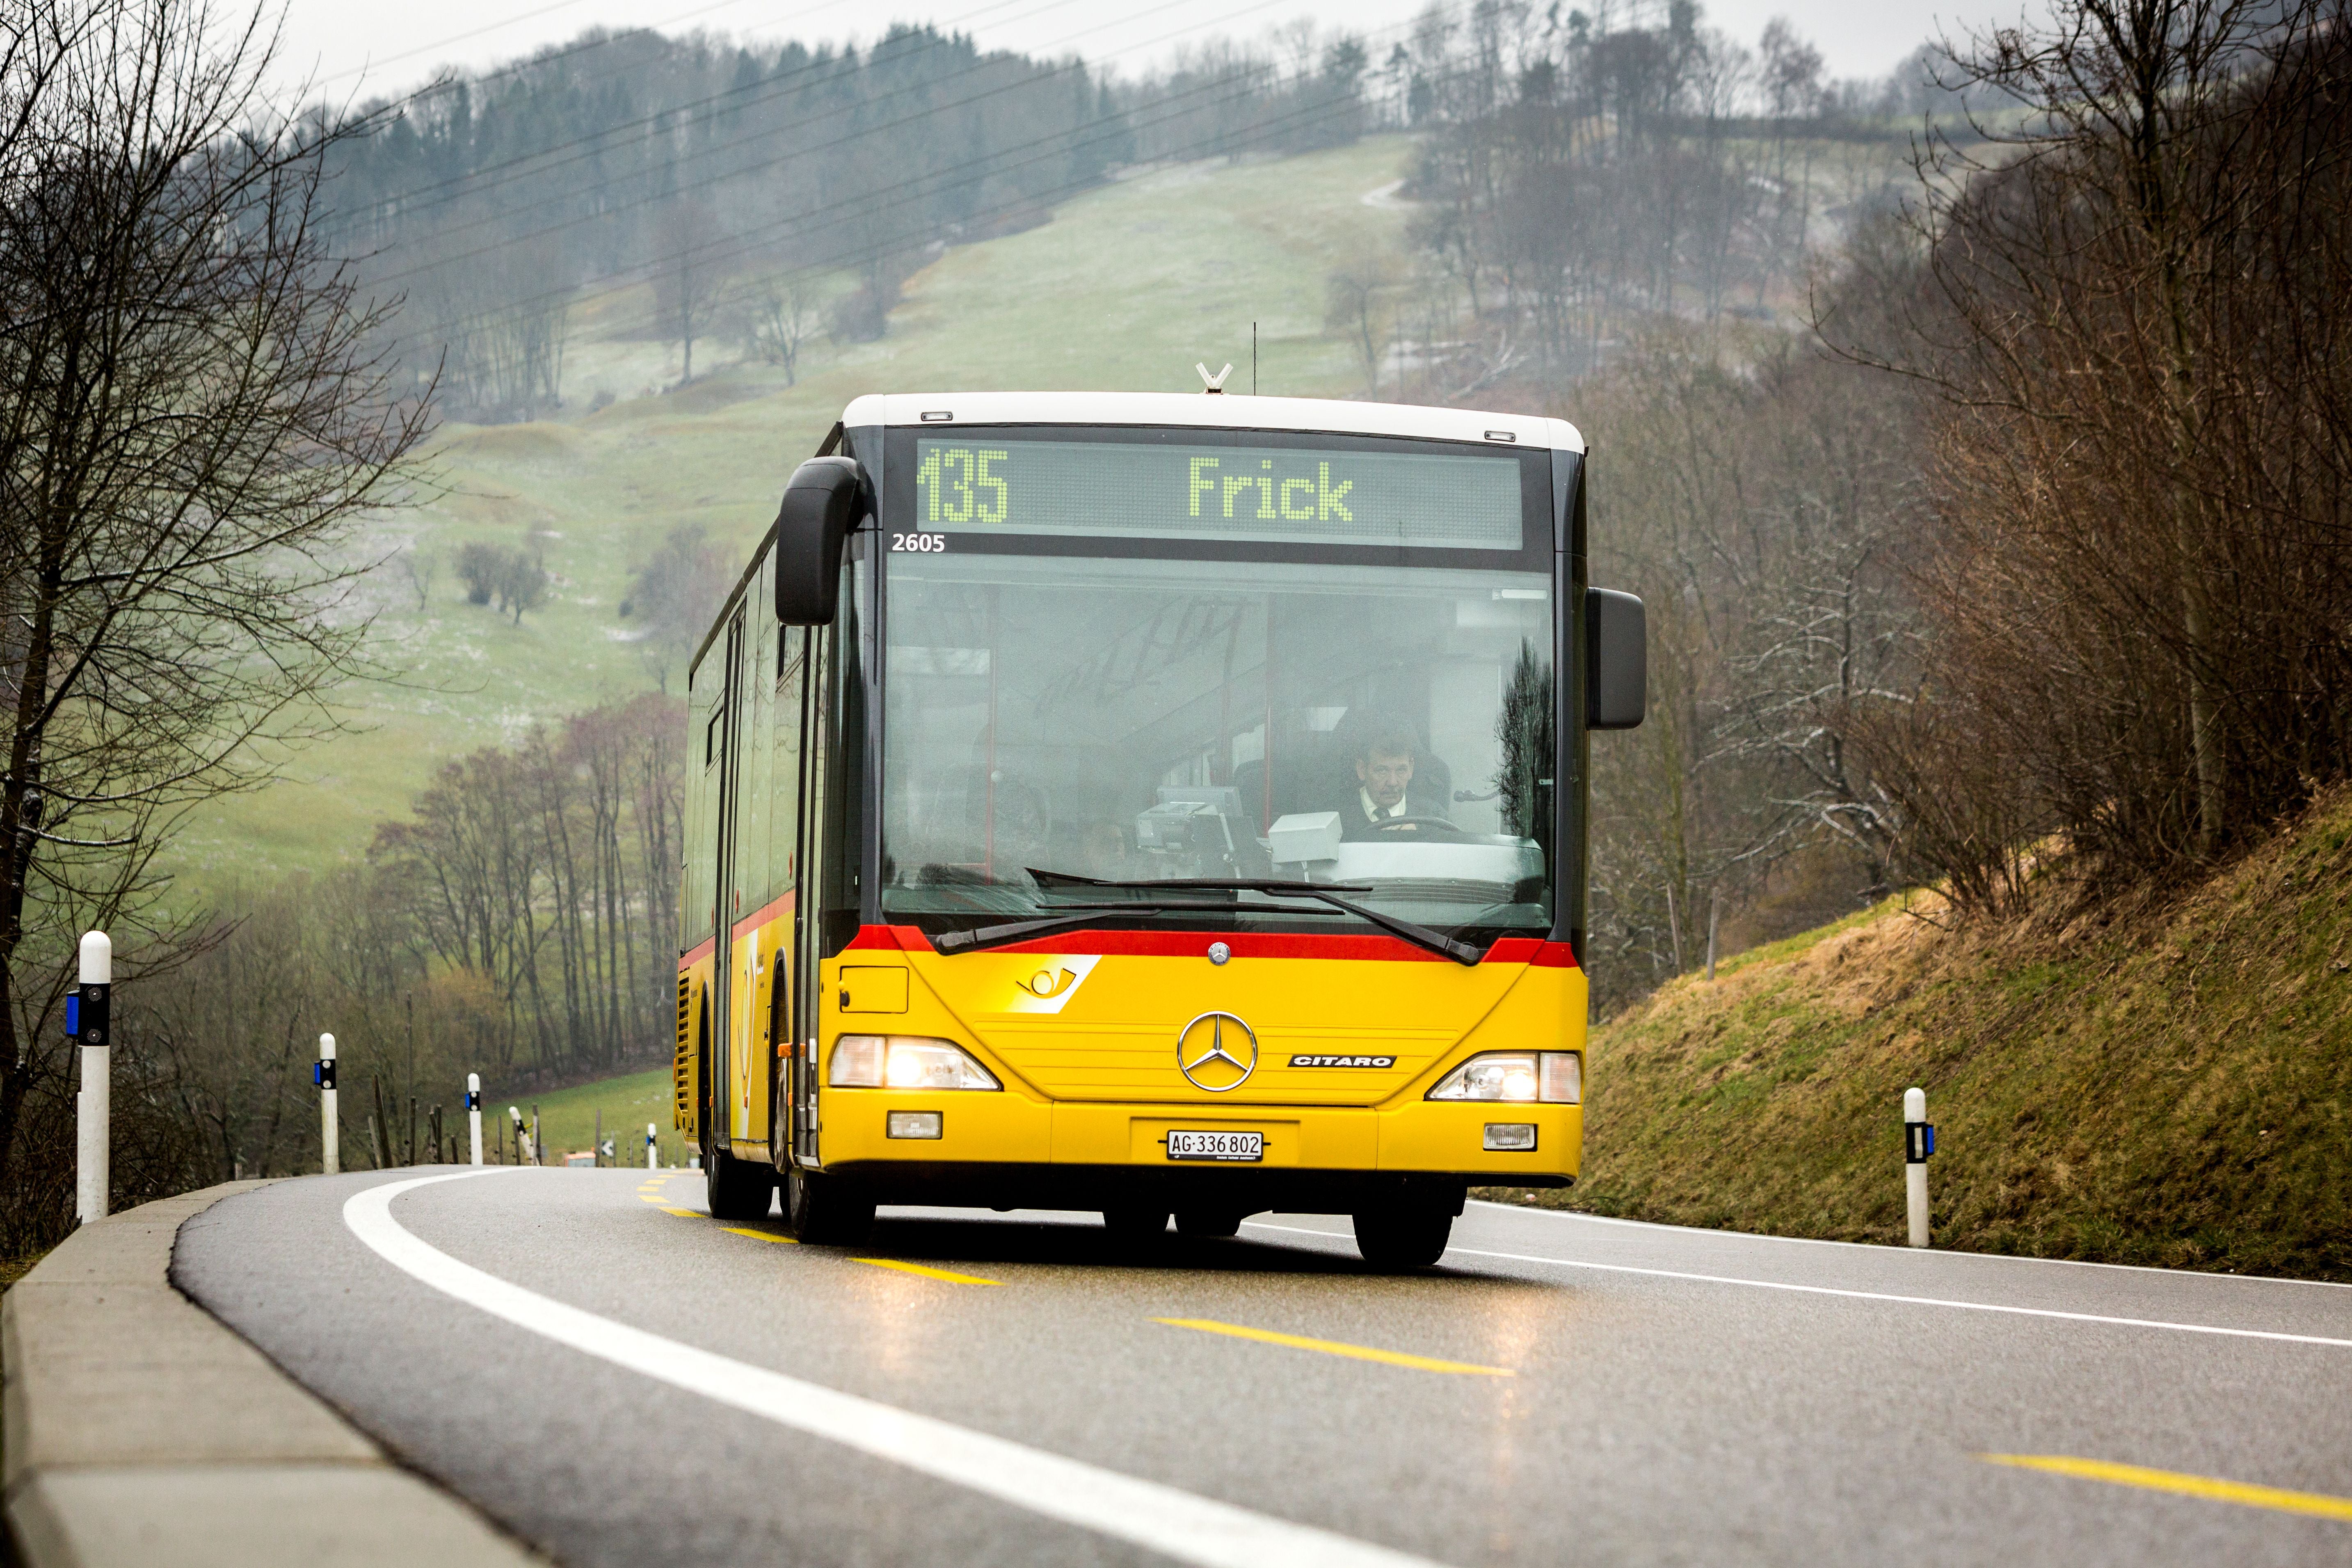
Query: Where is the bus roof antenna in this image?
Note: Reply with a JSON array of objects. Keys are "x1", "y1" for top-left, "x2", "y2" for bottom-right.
[{"x1": 1196, "y1": 362, "x2": 1232, "y2": 394}]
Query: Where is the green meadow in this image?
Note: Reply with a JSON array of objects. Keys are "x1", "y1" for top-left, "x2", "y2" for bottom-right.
[{"x1": 494, "y1": 1067, "x2": 687, "y2": 1169}]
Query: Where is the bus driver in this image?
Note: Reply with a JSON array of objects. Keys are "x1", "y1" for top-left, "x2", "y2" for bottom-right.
[{"x1": 1342, "y1": 726, "x2": 1436, "y2": 839}]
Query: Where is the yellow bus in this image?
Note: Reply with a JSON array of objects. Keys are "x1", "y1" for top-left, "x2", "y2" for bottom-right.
[{"x1": 675, "y1": 391, "x2": 1644, "y2": 1266}]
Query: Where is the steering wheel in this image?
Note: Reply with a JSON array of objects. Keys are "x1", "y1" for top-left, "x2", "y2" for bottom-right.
[{"x1": 1367, "y1": 814, "x2": 1471, "y2": 842}]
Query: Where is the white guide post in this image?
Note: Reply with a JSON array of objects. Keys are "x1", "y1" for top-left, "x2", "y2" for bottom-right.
[
  {"x1": 510, "y1": 1106, "x2": 530, "y2": 1165},
  {"x1": 317, "y1": 1033, "x2": 339, "y2": 1175},
  {"x1": 647, "y1": 1121, "x2": 658, "y2": 1170},
  {"x1": 467, "y1": 1073, "x2": 484, "y2": 1166},
  {"x1": 73, "y1": 930, "x2": 112, "y2": 1225},
  {"x1": 1903, "y1": 1086, "x2": 1932, "y2": 1248}
]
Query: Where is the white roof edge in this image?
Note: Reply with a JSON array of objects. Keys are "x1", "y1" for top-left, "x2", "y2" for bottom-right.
[{"x1": 835, "y1": 392, "x2": 1584, "y2": 454}]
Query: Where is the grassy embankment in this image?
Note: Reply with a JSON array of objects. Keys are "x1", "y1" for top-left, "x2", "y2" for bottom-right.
[
  {"x1": 1504, "y1": 789, "x2": 2352, "y2": 1281},
  {"x1": 164, "y1": 137, "x2": 1420, "y2": 897}
]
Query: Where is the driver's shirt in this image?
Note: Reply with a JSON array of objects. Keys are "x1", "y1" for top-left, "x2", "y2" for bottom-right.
[{"x1": 1359, "y1": 787, "x2": 1410, "y2": 826}]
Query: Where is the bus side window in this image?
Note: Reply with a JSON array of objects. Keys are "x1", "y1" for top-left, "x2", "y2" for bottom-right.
[
  {"x1": 817, "y1": 552, "x2": 866, "y2": 958},
  {"x1": 770, "y1": 626, "x2": 807, "y2": 1066},
  {"x1": 793, "y1": 616, "x2": 832, "y2": 1166}
]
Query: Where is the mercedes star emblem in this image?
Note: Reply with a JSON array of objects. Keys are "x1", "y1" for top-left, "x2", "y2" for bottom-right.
[{"x1": 1176, "y1": 1010, "x2": 1258, "y2": 1092}]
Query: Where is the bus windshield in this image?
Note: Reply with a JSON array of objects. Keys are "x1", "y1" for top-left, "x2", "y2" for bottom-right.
[{"x1": 879, "y1": 426, "x2": 1557, "y2": 945}]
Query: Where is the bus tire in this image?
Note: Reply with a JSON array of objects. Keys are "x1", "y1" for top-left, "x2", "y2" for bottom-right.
[
  {"x1": 1352, "y1": 1207, "x2": 1452, "y2": 1269},
  {"x1": 1173, "y1": 1207, "x2": 1242, "y2": 1239},
  {"x1": 705, "y1": 1147, "x2": 775, "y2": 1221},
  {"x1": 1101, "y1": 1207, "x2": 1169, "y2": 1245},
  {"x1": 787, "y1": 1169, "x2": 874, "y2": 1245}
]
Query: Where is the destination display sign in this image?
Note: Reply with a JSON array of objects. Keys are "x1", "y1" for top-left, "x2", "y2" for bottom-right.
[{"x1": 912, "y1": 436, "x2": 1525, "y2": 550}]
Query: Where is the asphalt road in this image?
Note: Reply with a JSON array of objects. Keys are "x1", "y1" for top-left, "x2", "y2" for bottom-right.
[{"x1": 172, "y1": 1168, "x2": 2352, "y2": 1568}]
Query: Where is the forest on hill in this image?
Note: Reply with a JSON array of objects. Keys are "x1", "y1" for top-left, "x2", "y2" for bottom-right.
[
  {"x1": 326, "y1": 20, "x2": 1377, "y2": 419},
  {"x1": 320, "y1": 2, "x2": 1960, "y2": 423}
]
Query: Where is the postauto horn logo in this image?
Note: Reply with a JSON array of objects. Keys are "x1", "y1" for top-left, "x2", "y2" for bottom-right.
[{"x1": 1176, "y1": 1011, "x2": 1258, "y2": 1092}]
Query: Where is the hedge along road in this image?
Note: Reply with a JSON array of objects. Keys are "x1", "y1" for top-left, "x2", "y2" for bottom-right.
[{"x1": 170, "y1": 1169, "x2": 2352, "y2": 1568}]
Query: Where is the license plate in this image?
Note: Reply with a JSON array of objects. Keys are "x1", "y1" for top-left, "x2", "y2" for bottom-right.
[{"x1": 1166, "y1": 1129, "x2": 1263, "y2": 1163}]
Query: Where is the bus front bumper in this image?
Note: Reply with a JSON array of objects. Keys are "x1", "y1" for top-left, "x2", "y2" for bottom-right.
[{"x1": 810, "y1": 1092, "x2": 1578, "y2": 1211}]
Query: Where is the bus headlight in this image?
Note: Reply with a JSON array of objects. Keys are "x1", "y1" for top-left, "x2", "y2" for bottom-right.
[
  {"x1": 1427, "y1": 1051, "x2": 1580, "y2": 1104},
  {"x1": 830, "y1": 1035, "x2": 1001, "y2": 1090}
]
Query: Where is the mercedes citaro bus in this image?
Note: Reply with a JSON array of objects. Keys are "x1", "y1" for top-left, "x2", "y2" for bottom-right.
[{"x1": 675, "y1": 391, "x2": 1643, "y2": 1266}]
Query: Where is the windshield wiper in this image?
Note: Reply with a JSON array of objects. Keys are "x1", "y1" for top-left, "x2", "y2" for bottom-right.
[
  {"x1": 1029, "y1": 869, "x2": 1373, "y2": 896},
  {"x1": 1025, "y1": 869, "x2": 1485, "y2": 967},
  {"x1": 932, "y1": 907, "x2": 1175, "y2": 955}
]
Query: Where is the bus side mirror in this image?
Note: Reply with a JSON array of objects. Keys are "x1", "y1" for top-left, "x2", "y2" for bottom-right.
[
  {"x1": 1586, "y1": 586, "x2": 1646, "y2": 730},
  {"x1": 773, "y1": 456, "x2": 867, "y2": 626}
]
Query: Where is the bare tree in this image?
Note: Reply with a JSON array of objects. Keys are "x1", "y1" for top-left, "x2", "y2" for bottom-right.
[
  {"x1": 653, "y1": 197, "x2": 725, "y2": 384},
  {"x1": 1840, "y1": 0, "x2": 2352, "y2": 894},
  {"x1": 747, "y1": 274, "x2": 816, "y2": 385},
  {"x1": 393, "y1": 548, "x2": 437, "y2": 610},
  {"x1": 0, "y1": 0, "x2": 432, "y2": 1229},
  {"x1": 370, "y1": 695, "x2": 685, "y2": 1076},
  {"x1": 617, "y1": 523, "x2": 735, "y2": 692},
  {"x1": 1323, "y1": 263, "x2": 1393, "y2": 392}
]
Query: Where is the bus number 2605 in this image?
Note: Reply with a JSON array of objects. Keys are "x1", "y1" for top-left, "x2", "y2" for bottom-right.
[{"x1": 891, "y1": 533, "x2": 947, "y2": 553}]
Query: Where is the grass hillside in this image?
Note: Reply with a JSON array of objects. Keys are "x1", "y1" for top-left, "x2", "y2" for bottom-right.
[
  {"x1": 500, "y1": 1068, "x2": 688, "y2": 1170},
  {"x1": 1525, "y1": 789, "x2": 2352, "y2": 1281},
  {"x1": 165, "y1": 137, "x2": 1419, "y2": 892}
]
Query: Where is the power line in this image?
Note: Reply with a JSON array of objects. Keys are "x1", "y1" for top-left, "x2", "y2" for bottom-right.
[
  {"x1": 338, "y1": 0, "x2": 1088, "y2": 222},
  {"x1": 392, "y1": 30, "x2": 1439, "y2": 357},
  {"x1": 341, "y1": 0, "x2": 1202, "y2": 249},
  {"x1": 313, "y1": 0, "x2": 650, "y2": 87},
  {"x1": 385, "y1": 48, "x2": 1416, "y2": 353},
  {"x1": 367, "y1": 0, "x2": 1418, "y2": 323},
  {"x1": 306, "y1": 0, "x2": 831, "y2": 129}
]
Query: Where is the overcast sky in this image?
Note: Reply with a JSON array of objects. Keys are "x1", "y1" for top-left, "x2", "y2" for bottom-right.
[{"x1": 274, "y1": 0, "x2": 2018, "y2": 109}]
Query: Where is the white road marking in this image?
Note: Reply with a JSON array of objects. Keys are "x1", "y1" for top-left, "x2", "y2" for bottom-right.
[
  {"x1": 1243, "y1": 1221, "x2": 2352, "y2": 1349},
  {"x1": 1462, "y1": 1200, "x2": 2352, "y2": 1290},
  {"x1": 346, "y1": 1173, "x2": 1440, "y2": 1568}
]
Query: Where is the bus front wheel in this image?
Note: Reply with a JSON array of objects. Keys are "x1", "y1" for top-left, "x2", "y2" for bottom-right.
[
  {"x1": 705, "y1": 1147, "x2": 775, "y2": 1221},
  {"x1": 1352, "y1": 1207, "x2": 1453, "y2": 1269},
  {"x1": 787, "y1": 1169, "x2": 874, "y2": 1246}
]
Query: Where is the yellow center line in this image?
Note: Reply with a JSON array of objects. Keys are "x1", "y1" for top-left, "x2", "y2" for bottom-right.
[
  {"x1": 636, "y1": 1194, "x2": 669, "y2": 1204},
  {"x1": 662, "y1": 1207, "x2": 700, "y2": 1217},
  {"x1": 722, "y1": 1227, "x2": 800, "y2": 1245},
  {"x1": 1981, "y1": 1455, "x2": 2352, "y2": 1522},
  {"x1": 1154, "y1": 1318, "x2": 1513, "y2": 1377},
  {"x1": 852, "y1": 1257, "x2": 1001, "y2": 1286}
]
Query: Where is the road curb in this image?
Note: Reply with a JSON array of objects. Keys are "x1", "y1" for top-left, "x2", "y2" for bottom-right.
[{"x1": 2, "y1": 1180, "x2": 540, "y2": 1568}]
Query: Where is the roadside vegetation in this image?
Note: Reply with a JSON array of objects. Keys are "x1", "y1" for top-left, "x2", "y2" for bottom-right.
[{"x1": 1506, "y1": 785, "x2": 2352, "y2": 1281}]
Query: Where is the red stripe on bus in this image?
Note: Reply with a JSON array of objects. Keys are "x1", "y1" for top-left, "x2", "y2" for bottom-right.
[
  {"x1": 679, "y1": 893, "x2": 798, "y2": 970},
  {"x1": 730, "y1": 889, "x2": 796, "y2": 941},
  {"x1": 1485, "y1": 937, "x2": 1580, "y2": 968},
  {"x1": 846, "y1": 924, "x2": 928, "y2": 951}
]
